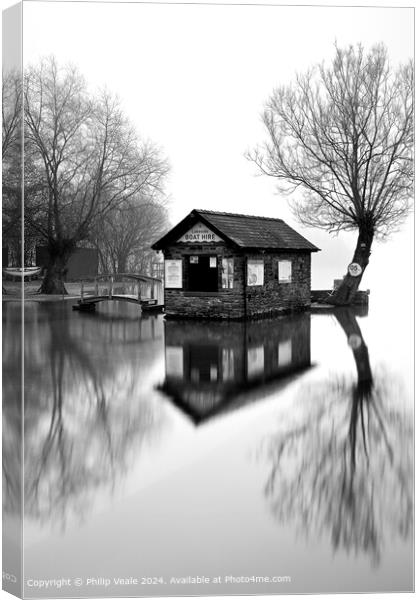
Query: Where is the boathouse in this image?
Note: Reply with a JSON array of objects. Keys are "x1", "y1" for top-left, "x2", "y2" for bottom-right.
[{"x1": 152, "y1": 209, "x2": 319, "y2": 319}]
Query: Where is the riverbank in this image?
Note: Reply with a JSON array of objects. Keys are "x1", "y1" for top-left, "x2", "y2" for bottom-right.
[{"x1": 2, "y1": 280, "x2": 91, "y2": 302}]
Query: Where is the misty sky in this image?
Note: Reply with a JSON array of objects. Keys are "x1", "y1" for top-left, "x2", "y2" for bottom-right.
[{"x1": 22, "y1": 0, "x2": 414, "y2": 292}]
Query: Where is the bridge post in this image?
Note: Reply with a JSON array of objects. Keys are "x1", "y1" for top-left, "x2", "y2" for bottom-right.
[{"x1": 157, "y1": 281, "x2": 163, "y2": 306}]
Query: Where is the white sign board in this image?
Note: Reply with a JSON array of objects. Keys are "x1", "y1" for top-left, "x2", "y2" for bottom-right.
[
  {"x1": 166, "y1": 346, "x2": 184, "y2": 377},
  {"x1": 178, "y1": 223, "x2": 222, "y2": 243},
  {"x1": 278, "y1": 340, "x2": 292, "y2": 367},
  {"x1": 164, "y1": 259, "x2": 182, "y2": 288},
  {"x1": 247, "y1": 346, "x2": 265, "y2": 378},
  {"x1": 247, "y1": 260, "x2": 264, "y2": 286},
  {"x1": 278, "y1": 260, "x2": 292, "y2": 282}
]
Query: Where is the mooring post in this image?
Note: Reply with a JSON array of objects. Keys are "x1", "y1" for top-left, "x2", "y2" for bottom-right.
[
  {"x1": 151, "y1": 282, "x2": 155, "y2": 302},
  {"x1": 95, "y1": 280, "x2": 98, "y2": 296},
  {"x1": 109, "y1": 276, "x2": 114, "y2": 299},
  {"x1": 137, "y1": 281, "x2": 141, "y2": 302},
  {"x1": 81, "y1": 282, "x2": 84, "y2": 301}
]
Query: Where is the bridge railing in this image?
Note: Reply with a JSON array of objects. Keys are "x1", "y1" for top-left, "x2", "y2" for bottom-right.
[{"x1": 80, "y1": 273, "x2": 164, "y2": 305}]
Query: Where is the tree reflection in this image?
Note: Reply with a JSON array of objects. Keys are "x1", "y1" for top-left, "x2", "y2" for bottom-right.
[
  {"x1": 3, "y1": 303, "x2": 165, "y2": 529},
  {"x1": 262, "y1": 308, "x2": 413, "y2": 566}
]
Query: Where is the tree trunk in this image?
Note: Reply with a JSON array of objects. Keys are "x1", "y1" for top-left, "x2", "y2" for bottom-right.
[
  {"x1": 39, "y1": 243, "x2": 74, "y2": 294},
  {"x1": 329, "y1": 226, "x2": 374, "y2": 305},
  {"x1": 334, "y1": 307, "x2": 373, "y2": 470},
  {"x1": 117, "y1": 253, "x2": 128, "y2": 274},
  {"x1": 334, "y1": 307, "x2": 373, "y2": 388}
]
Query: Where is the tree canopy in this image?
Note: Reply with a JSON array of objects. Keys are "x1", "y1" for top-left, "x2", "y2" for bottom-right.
[
  {"x1": 249, "y1": 44, "x2": 413, "y2": 302},
  {"x1": 2, "y1": 57, "x2": 170, "y2": 293}
]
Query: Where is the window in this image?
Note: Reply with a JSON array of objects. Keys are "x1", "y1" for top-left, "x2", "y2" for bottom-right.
[
  {"x1": 278, "y1": 260, "x2": 292, "y2": 283},
  {"x1": 187, "y1": 255, "x2": 218, "y2": 291},
  {"x1": 222, "y1": 258, "x2": 234, "y2": 289},
  {"x1": 247, "y1": 259, "x2": 264, "y2": 286}
]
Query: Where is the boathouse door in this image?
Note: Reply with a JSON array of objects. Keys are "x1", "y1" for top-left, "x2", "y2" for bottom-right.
[{"x1": 187, "y1": 255, "x2": 218, "y2": 292}]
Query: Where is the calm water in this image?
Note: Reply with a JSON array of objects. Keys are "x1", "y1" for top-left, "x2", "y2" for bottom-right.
[{"x1": 2, "y1": 298, "x2": 414, "y2": 596}]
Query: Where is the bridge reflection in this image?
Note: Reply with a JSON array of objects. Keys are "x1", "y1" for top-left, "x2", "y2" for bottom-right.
[
  {"x1": 3, "y1": 301, "x2": 166, "y2": 528},
  {"x1": 159, "y1": 313, "x2": 312, "y2": 423}
]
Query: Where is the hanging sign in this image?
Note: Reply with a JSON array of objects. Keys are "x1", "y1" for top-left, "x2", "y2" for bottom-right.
[
  {"x1": 164, "y1": 259, "x2": 182, "y2": 288},
  {"x1": 348, "y1": 262, "x2": 362, "y2": 277},
  {"x1": 178, "y1": 223, "x2": 222, "y2": 243}
]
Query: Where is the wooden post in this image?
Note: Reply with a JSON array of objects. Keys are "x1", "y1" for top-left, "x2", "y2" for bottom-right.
[
  {"x1": 80, "y1": 282, "x2": 84, "y2": 301},
  {"x1": 151, "y1": 282, "x2": 155, "y2": 303},
  {"x1": 109, "y1": 276, "x2": 114, "y2": 299},
  {"x1": 137, "y1": 281, "x2": 141, "y2": 302},
  {"x1": 158, "y1": 281, "x2": 163, "y2": 306},
  {"x1": 95, "y1": 280, "x2": 98, "y2": 296}
]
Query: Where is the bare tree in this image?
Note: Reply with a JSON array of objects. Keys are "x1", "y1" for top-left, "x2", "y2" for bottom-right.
[
  {"x1": 91, "y1": 196, "x2": 169, "y2": 275},
  {"x1": 249, "y1": 44, "x2": 413, "y2": 304},
  {"x1": 2, "y1": 69, "x2": 23, "y2": 266},
  {"x1": 24, "y1": 58, "x2": 169, "y2": 294},
  {"x1": 2, "y1": 69, "x2": 21, "y2": 157}
]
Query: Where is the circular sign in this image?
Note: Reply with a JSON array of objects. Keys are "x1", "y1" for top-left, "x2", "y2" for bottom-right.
[
  {"x1": 348, "y1": 334, "x2": 362, "y2": 350},
  {"x1": 348, "y1": 262, "x2": 362, "y2": 277}
]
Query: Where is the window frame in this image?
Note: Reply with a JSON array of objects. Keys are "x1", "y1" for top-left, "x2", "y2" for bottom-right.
[
  {"x1": 278, "y1": 259, "x2": 292, "y2": 284},
  {"x1": 247, "y1": 259, "x2": 264, "y2": 287},
  {"x1": 221, "y1": 257, "x2": 234, "y2": 289}
]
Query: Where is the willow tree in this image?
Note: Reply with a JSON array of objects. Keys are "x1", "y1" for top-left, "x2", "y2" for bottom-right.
[
  {"x1": 24, "y1": 58, "x2": 168, "y2": 294},
  {"x1": 249, "y1": 44, "x2": 413, "y2": 304}
]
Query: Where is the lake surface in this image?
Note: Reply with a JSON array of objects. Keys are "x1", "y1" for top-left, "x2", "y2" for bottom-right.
[{"x1": 2, "y1": 298, "x2": 414, "y2": 596}]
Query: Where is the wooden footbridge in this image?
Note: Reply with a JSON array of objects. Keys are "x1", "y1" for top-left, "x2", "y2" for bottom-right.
[{"x1": 73, "y1": 273, "x2": 164, "y2": 313}]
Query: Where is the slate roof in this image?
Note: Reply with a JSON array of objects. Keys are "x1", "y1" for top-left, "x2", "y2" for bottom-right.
[{"x1": 152, "y1": 209, "x2": 320, "y2": 252}]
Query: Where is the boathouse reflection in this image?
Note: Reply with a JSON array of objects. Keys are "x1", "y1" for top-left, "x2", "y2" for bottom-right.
[
  {"x1": 160, "y1": 313, "x2": 311, "y2": 423},
  {"x1": 262, "y1": 307, "x2": 413, "y2": 565}
]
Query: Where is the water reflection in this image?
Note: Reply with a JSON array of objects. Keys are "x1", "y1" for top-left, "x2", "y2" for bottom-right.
[
  {"x1": 2, "y1": 300, "x2": 413, "y2": 584},
  {"x1": 3, "y1": 301, "x2": 166, "y2": 529},
  {"x1": 159, "y1": 313, "x2": 312, "y2": 423},
  {"x1": 261, "y1": 307, "x2": 413, "y2": 566},
  {"x1": 2, "y1": 303, "x2": 22, "y2": 517}
]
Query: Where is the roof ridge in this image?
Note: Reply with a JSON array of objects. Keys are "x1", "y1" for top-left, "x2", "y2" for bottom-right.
[{"x1": 195, "y1": 209, "x2": 285, "y2": 223}]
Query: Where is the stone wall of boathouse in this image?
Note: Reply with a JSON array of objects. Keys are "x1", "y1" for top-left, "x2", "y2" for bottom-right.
[
  {"x1": 162, "y1": 244, "x2": 312, "y2": 320},
  {"x1": 163, "y1": 244, "x2": 247, "y2": 319},
  {"x1": 244, "y1": 251, "x2": 312, "y2": 318}
]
